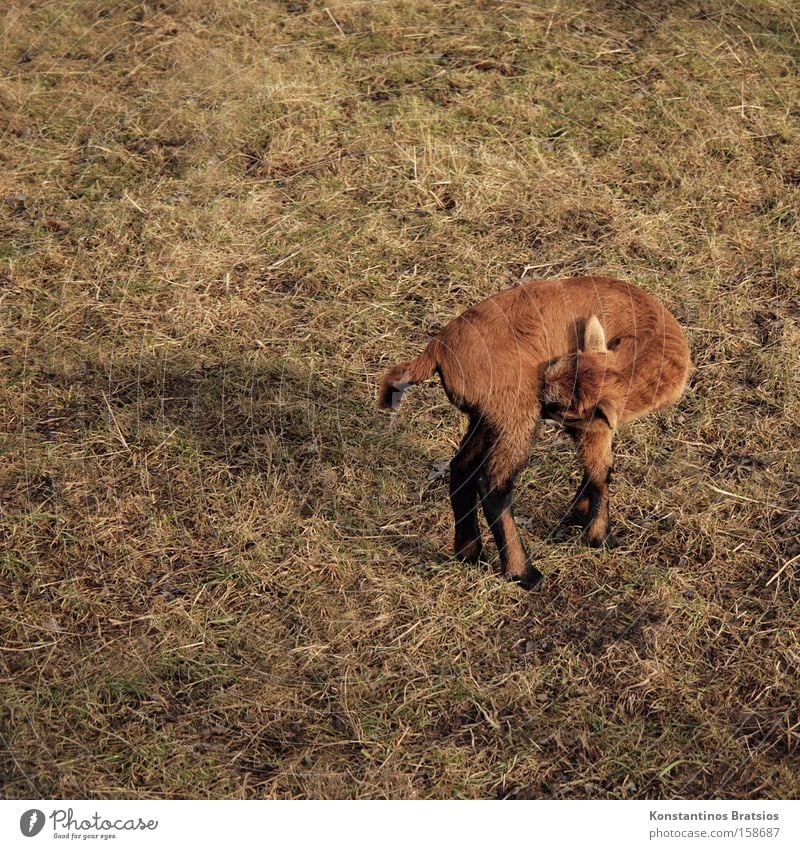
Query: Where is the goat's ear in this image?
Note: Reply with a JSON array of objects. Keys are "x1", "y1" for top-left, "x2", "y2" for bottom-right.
[
  {"x1": 543, "y1": 356, "x2": 574, "y2": 407},
  {"x1": 595, "y1": 401, "x2": 618, "y2": 430},
  {"x1": 544, "y1": 356, "x2": 575, "y2": 392},
  {"x1": 583, "y1": 315, "x2": 607, "y2": 353},
  {"x1": 544, "y1": 357, "x2": 569, "y2": 382}
]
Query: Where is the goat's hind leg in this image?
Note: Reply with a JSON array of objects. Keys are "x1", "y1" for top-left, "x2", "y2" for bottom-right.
[
  {"x1": 478, "y1": 426, "x2": 543, "y2": 589},
  {"x1": 450, "y1": 416, "x2": 488, "y2": 563}
]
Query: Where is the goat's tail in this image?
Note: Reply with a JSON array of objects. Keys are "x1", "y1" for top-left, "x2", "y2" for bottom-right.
[{"x1": 377, "y1": 341, "x2": 438, "y2": 410}]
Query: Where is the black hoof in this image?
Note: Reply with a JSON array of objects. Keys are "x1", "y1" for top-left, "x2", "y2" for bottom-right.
[
  {"x1": 513, "y1": 564, "x2": 544, "y2": 590},
  {"x1": 587, "y1": 531, "x2": 618, "y2": 549},
  {"x1": 455, "y1": 541, "x2": 483, "y2": 564},
  {"x1": 554, "y1": 509, "x2": 588, "y2": 531}
]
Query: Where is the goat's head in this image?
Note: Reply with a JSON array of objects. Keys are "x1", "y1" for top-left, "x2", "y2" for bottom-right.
[{"x1": 541, "y1": 315, "x2": 622, "y2": 430}]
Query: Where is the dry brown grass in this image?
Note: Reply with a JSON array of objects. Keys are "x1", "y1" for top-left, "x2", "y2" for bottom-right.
[{"x1": 1, "y1": 0, "x2": 799, "y2": 799}]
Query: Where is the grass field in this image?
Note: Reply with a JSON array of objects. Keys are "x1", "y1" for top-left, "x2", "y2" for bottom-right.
[{"x1": 1, "y1": 0, "x2": 799, "y2": 799}]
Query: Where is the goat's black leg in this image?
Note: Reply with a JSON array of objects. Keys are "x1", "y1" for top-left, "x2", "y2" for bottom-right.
[
  {"x1": 553, "y1": 470, "x2": 591, "y2": 535},
  {"x1": 550, "y1": 428, "x2": 592, "y2": 539},
  {"x1": 478, "y1": 428, "x2": 543, "y2": 588},
  {"x1": 568, "y1": 471, "x2": 592, "y2": 526},
  {"x1": 573, "y1": 427, "x2": 618, "y2": 548},
  {"x1": 450, "y1": 416, "x2": 488, "y2": 563}
]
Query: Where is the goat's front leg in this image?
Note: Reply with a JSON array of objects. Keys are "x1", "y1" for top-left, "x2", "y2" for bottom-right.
[
  {"x1": 574, "y1": 427, "x2": 618, "y2": 548},
  {"x1": 554, "y1": 466, "x2": 591, "y2": 532},
  {"x1": 450, "y1": 417, "x2": 489, "y2": 563},
  {"x1": 478, "y1": 431, "x2": 543, "y2": 588},
  {"x1": 551, "y1": 425, "x2": 594, "y2": 536}
]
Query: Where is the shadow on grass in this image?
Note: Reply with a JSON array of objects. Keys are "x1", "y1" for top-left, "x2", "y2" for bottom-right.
[{"x1": 17, "y1": 347, "x2": 442, "y2": 530}]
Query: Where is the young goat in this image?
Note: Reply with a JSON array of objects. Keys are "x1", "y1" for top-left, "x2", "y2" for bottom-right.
[{"x1": 377, "y1": 276, "x2": 691, "y2": 589}]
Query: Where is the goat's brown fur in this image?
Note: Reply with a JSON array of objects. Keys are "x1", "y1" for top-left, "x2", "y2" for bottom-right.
[{"x1": 378, "y1": 276, "x2": 692, "y2": 589}]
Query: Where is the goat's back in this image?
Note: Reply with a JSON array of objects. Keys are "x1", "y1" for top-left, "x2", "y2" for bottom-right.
[{"x1": 432, "y1": 276, "x2": 691, "y2": 423}]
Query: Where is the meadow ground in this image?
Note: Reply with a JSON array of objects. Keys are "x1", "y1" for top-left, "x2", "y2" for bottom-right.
[{"x1": 1, "y1": 0, "x2": 798, "y2": 799}]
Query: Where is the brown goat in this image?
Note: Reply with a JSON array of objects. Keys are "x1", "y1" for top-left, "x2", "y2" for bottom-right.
[{"x1": 377, "y1": 276, "x2": 691, "y2": 589}]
